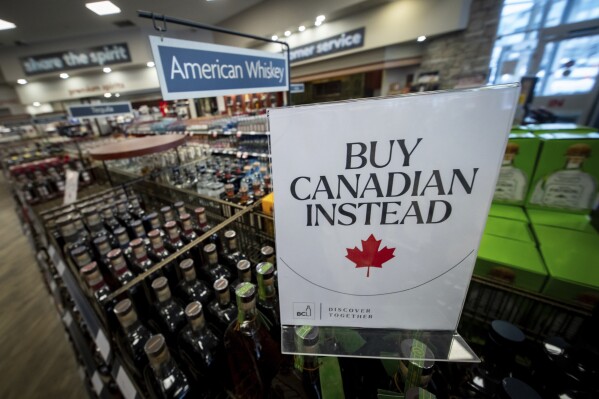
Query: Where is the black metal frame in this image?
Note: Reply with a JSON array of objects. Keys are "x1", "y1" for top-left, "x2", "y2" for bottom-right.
[{"x1": 137, "y1": 10, "x2": 292, "y2": 106}]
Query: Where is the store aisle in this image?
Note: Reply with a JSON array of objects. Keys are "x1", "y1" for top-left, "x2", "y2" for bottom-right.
[{"x1": 0, "y1": 176, "x2": 87, "y2": 399}]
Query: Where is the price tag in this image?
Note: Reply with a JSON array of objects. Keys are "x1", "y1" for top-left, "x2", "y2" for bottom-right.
[
  {"x1": 116, "y1": 367, "x2": 138, "y2": 399},
  {"x1": 91, "y1": 371, "x2": 103, "y2": 396},
  {"x1": 95, "y1": 330, "x2": 111, "y2": 362},
  {"x1": 63, "y1": 170, "x2": 79, "y2": 205}
]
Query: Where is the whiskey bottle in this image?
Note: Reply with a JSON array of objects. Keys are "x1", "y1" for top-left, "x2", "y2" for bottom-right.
[
  {"x1": 114, "y1": 298, "x2": 152, "y2": 368},
  {"x1": 207, "y1": 278, "x2": 237, "y2": 333},
  {"x1": 82, "y1": 206, "x2": 112, "y2": 241},
  {"x1": 270, "y1": 325, "x2": 322, "y2": 399},
  {"x1": 129, "y1": 195, "x2": 145, "y2": 219},
  {"x1": 256, "y1": 262, "x2": 281, "y2": 341},
  {"x1": 80, "y1": 261, "x2": 116, "y2": 322},
  {"x1": 221, "y1": 230, "x2": 247, "y2": 273},
  {"x1": 177, "y1": 259, "x2": 212, "y2": 306},
  {"x1": 164, "y1": 221, "x2": 185, "y2": 253},
  {"x1": 100, "y1": 205, "x2": 122, "y2": 234},
  {"x1": 148, "y1": 229, "x2": 178, "y2": 284},
  {"x1": 160, "y1": 205, "x2": 176, "y2": 224},
  {"x1": 71, "y1": 213, "x2": 90, "y2": 242},
  {"x1": 174, "y1": 201, "x2": 187, "y2": 219},
  {"x1": 114, "y1": 226, "x2": 132, "y2": 260},
  {"x1": 179, "y1": 213, "x2": 198, "y2": 243},
  {"x1": 71, "y1": 246, "x2": 93, "y2": 269},
  {"x1": 56, "y1": 214, "x2": 84, "y2": 254},
  {"x1": 130, "y1": 219, "x2": 147, "y2": 240},
  {"x1": 107, "y1": 248, "x2": 135, "y2": 286},
  {"x1": 193, "y1": 207, "x2": 221, "y2": 251},
  {"x1": 224, "y1": 282, "x2": 282, "y2": 398},
  {"x1": 93, "y1": 235, "x2": 113, "y2": 268},
  {"x1": 151, "y1": 276, "x2": 186, "y2": 337},
  {"x1": 202, "y1": 243, "x2": 232, "y2": 283},
  {"x1": 144, "y1": 334, "x2": 191, "y2": 398},
  {"x1": 130, "y1": 238, "x2": 155, "y2": 274},
  {"x1": 231, "y1": 259, "x2": 253, "y2": 292},
  {"x1": 115, "y1": 199, "x2": 133, "y2": 226},
  {"x1": 143, "y1": 212, "x2": 165, "y2": 238},
  {"x1": 261, "y1": 246, "x2": 276, "y2": 269},
  {"x1": 180, "y1": 302, "x2": 221, "y2": 377}
]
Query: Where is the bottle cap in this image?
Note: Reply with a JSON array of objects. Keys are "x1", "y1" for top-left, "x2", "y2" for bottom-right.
[
  {"x1": 130, "y1": 219, "x2": 142, "y2": 229},
  {"x1": 235, "y1": 282, "x2": 256, "y2": 303},
  {"x1": 179, "y1": 258, "x2": 194, "y2": 272},
  {"x1": 185, "y1": 301, "x2": 203, "y2": 319},
  {"x1": 256, "y1": 262, "x2": 274, "y2": 278},
  {"x1": 261, "y1": 246, "x2": 274, "y2": 257},
  {"x1": 160, "y1": 205, "x2": 171, "y2": 214},
  {"x1": 213, "y1": 278, "x2": 228, "y2": 293},
  {"x1": 144, "y1": 334, "x2": 168, "y2": 361},
  {"x1": 114, "y1": 298, "x2": 132, "y2": 316},
  {"x1": 72, "y1": 246, "x2": 91, "y2": 267},
  {"x1": 151, "y1": 276, "x2": 168, "y2": 292},
  {"x1": 147, "y1": 229, "x2": 160, "y2": 238},
  {"x1": 114, "y1": 226, "x2": 127, "y2": 237},
  {"x1": 164, "y1": 220, "x2": 177, "y2": 230},
  {"x1": 130, "y1": 237, "x2": 143, "y2": 247},
  {"x1": 193, "y1": 207, "x2": 206, "y2": 215},
  {"x1": 203, "y1": 243, "x2": 216, "y2": 253},
  {"x1": 490, "y1": 320, "x2": 525, "y2": 347},
  {"x1": 295, "y1": 325, "x2": 319, "y2": 347},
  {"x1": 180, "y1": 213, "x2": 190, "y2": 222},
  {"x1": 237, "y1": 259, "x2": 251, "y2": 272},
  {"x1": 80, "y1": 261, "x2": 99, "y2": 276},
  {"x1": 399, "y1": 339, "x2": 435, "y2": 373},
  {"x1": 107, "y1": 248, "x2": 122, "y2": 260},
  {"x1": 224, "y1": 230, "x2": 236, "y2": 239}
]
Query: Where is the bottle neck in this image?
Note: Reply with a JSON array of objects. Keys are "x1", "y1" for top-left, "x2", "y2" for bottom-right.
[
  {"x1": 258, "y1": 277, "x2": 277, "y2": 302},
  {"x1": 237, "y1": 298, "x2": 258, "y2": 333},
  {"x1": 565, "y1": 158, "x2": 583, "y2": 170}
]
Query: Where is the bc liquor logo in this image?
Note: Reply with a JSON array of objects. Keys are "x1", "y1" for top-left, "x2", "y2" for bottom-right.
[{"x1": 293, "y1": 302, "x2": 315, "y2": 319}]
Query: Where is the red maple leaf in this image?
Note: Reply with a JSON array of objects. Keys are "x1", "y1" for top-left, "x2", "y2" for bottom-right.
[{"x1": 345, "y1": 234, "x2": 396, "y2": 277}]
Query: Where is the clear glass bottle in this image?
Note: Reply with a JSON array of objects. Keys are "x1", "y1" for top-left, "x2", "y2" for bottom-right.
[
  {"x1": 180, "y1": 301, "x2": 221, "y2": 374},
  {"x1": 202, "y1": 243, "x2": 232, "y2": 284},
  {"x1": 221, "y1": 230, "x2": 247, "y2": 273},
  {"x1": 224, "y1": 282, "x2": 282, "y2": 398},
  {"x1": 151, "y1": 276, "x2": 186, "y2": 336},
  {"x1": 144, "y1": 334, "x2": 191, "y2": 399},
  {"x1": 207, "y1": 278, "x2": 237, "y2": 332},
  {"x1": 256, "y1": 262, "x2": 281, "y2": 341},
  {"x1": 177, "y1": 259, "x2": 212, "y2": 306},
  {"x1": 114, "y1": 298, "x2": 152, "y2": 368}
]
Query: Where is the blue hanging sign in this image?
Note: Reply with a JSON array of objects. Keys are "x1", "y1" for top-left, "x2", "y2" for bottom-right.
[
  {"x1": 290, "y1": 83, "x2": 305, "y2": 93},
  {"x1": 67, "y1": 102, "x2": 132, "y2": 118},
  {"x1": 149, "y1": 36, "x2": 289, "y2": 101}
]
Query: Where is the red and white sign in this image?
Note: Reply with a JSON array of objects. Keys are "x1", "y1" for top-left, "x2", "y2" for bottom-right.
[{"x1": 269, "y1": 85, "x2": 519, "y2": 329}]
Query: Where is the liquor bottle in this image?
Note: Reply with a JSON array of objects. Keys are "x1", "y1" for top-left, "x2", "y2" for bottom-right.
[
  {"x1": 80, "y1": 261, "x2": 116, "y2": 320},
  {"x1": 264, "y1": 175, "x2": 273, "y2": 194},
  {"x1": 56, "y1": 214, "x2": 84, "y2": 254},
  {"x1": 115, "y1": 199, "x2": 133, "y2": 226},
  {"x1": 161, "y1": 205, "x2": 176, "y2": 224},
  {"x1": 143, "y1": 212, "x2": 165, "y2": 238},
  {"x1": 238, "y1": 186, "x2": 253, "y2": 206},
  {"x1": 129, "y1": 195, "x2": 145, "y2": 219},
  {"x1": 144, "y1": 334, "x2": 191, "y2": 398},
  {"x1": 71, "y1": 246, "x2": 93, "y2": 269},
  {"x1": 130, "y1": 219, "x2": 148, "y2": 241},
  {"x1": 494, "y1": 143, "x2": 527, "y2": 202},
  {"x1": 224, "y1": 282, "x2": 282, "y2": 398},
  {"x1": 130, "y1": 237, "x2": 155, "y2": 274},
  {"x1": 530, "y1": 143, "x2": 597, "y2": 210},
  {"x1": 179, "y1": 213, "x2": 198, "y2": 244},
  {"x1": 99, "y1": 205, "x2": 121, "y2": 234},
  {"x1": 114, "y1": 298, "x2": 152, "y2": 369},
  {"x1": 148, "y1": 229, "x2": 178, "y2": 284},
  {"x1": 270, "y1": 325, "x2": 322, "y2": 399},
  {"x1": 207, "y1": 278, "x2": 237, "y2": 333},
  {"x1": 193, "y1": 207, "x2": 221, "y2": 251},
  {"x1": 179, "y1": 302, "x2": 221, "y2": 379},
  {"x1": 107, "y1": 248, "x2": 135, "y2": 286},
  {"x1": 114, "y1": 226, "x2": 132, "y2": 260},
  {"x1": 202, "y1": 243, "x2": 232, "y2": 283},
  {"x1": 231, "y1": 259, "x2": 253, "y2": 292},
  {"x1": 256, "y1": 262, "x2": 281, "y2": 341},
  {"x1": 174, "y1": 201, "x2": 187, "y2": 219},
  {"x1": 164, "y1": 221, "x2": 185, "y2": 253},
  {"x1": 151, "y1": 277, "x2": 186, "y2": 337},
  {"x1": 82, "y1": 206, "x2": 112, "y2": 241},
  {"x1": 221, "y1": 183, "x2": 238, "y2": 204},
  {"x1": 93, "y1": 235, "x2": 113, "y2": 268},
  {"x1": 177, "y1": 259, "x2": 212, "y2": 306},
  {"x1": 71, "y1": 213, "x2": 90, "y2": 242},
  {"x1": 221, "y1": 230, "x2": 247, "y2": 273},
  {"x1": 260, "y1": 245, "x2": 276, "y2": 266},
  {"x1": 388, "y1": 339, "x2": 436, "y2": 395}
]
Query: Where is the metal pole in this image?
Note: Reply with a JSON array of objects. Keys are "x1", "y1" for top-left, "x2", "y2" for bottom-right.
[
  {"x1": 137, "y1": 10, "x2": 292, "y2": 105},
  {"x1": 102, "y1": 160, "x2": 114, "y2": 187}
]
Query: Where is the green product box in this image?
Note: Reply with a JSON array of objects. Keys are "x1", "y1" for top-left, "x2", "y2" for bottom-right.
[
  {"x1": 474, "y1": 234, "x2": 547, "y2": 292},
  {"x1": 534, "y1": 225, "x2": 599, "y2": 306},
  {"x1": 488, "y1": 203, "x2": 528, "y2": 222},
  {"x1": 527, "y1": 208, "x2": 597, "y2": 234},
  {"x1": 484, "y1": 216, "x2": 535, "y2": 243},
  {"x1": 493, "y1": 132, "x2": 541, "y2": 205},
  {"x1": 526, "y1": 132, "x2": 599, "y2": 213},
  {"x1": 527, "y1": 123, "x2": 598, "y2": 134}
]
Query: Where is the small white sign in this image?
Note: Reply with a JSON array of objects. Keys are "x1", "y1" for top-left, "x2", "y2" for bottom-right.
[
  {"x1": 270, "y1": 85, "x2": 519, "y2": 330},
  {"x1": 63, "y1": 170, "x2": 79, "y2": 205}
]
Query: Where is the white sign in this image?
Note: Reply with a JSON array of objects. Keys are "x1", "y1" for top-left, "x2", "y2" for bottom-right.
[
  {"x1": 149, "y1": 36, "x2": 288, "y2": 100},
  {"x1": 63, "y1": 170, "x2": 79, "y2": 205},
  {"x1": 270, "y1": 85, "x2": 519, "y2": 330}
]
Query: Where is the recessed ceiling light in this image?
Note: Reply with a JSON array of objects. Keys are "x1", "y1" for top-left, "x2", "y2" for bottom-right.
[
  {"x1": 417, "y1": 35, "x2": 427, "y2": 42},
  {"x1": 60, "y1": 73, "x2": 69, "y2": 79},
  {"x1": 271, "y1": 35, "x2": 278, "y2": 41},
  {"x1": 315, "y1": 20, "x2": 323, "y2": 27},
  {"x1": 103, "y1": 67, "x2": 112, "y2": 73},
  {"x1": 298, "y1": 25, "x2": 306, "y2": 32},
  {"x1": 284, "y1": 30, "x2": 291, "y2": 37},
  {"x1": 316, "y1": 15, "x2": 325, "y2": 22},
  {"x1": 104, "y1": 92, "x2": 112, "y2": 98},
  {"x1": 0, "y1": 19, "x2": 16, "y2": 30},
  {"x1": 115, "y1": 93, "x2": 120, "y2": 97},
  {"x1": 33, "y1": 102, "x2": 41, "y2": 107},
  {"x1": 85, "y1": 1, "x2": 121, "y2": 16},
  {"x1": 146, "y1": 61, "x2": 155, "y2": 68},
  {"x1": 17, "y1": 79, "x2": 27, "y2": 85}
]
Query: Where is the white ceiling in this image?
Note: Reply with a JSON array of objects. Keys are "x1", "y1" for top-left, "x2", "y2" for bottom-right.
[{"x1": 0, "y1": 0, "x2": 265, "y2": 47}]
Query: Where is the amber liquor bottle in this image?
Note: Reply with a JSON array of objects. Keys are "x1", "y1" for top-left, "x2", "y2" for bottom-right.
[{"x1": 256, "y1": 262, "x2": 281, "y2": 341}]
